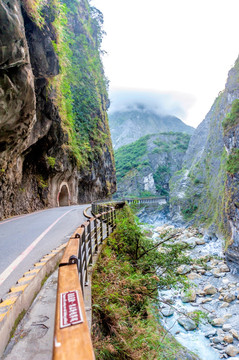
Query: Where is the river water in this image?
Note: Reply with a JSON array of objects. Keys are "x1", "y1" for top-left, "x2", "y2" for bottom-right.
[{"x1": 137, "y1": 207, "x2": 239, "y2": 360}]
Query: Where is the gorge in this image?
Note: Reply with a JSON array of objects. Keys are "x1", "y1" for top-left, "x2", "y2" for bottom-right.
[{"x1": 2, "y1": 1, "x2": 239, "y2": 360}]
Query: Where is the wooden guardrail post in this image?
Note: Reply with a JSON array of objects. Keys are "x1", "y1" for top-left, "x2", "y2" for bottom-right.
[
  {"x1": 88, "y1": 220, "x2": 93, "y2": 265},
  {"x1": 78, "y1": 236, "x2": 84, "y2": 291},
  {"x1": 113, "y1": 209, "x2": 116, "y2": 229},
  {"x1": 100, "y1": 215, "x2": 103, "y2": 244},
  {"x1": 106, "y1": 211, "x2": 109, "y2": 237},
  {"x1": 94, "y1": 218, "x2": 98, "y2": 253},
  {"x1": 81, "y1": 224, "x2": 88, "y2": 287}
]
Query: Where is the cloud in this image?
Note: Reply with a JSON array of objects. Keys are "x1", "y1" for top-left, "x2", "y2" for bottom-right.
[{"x1": 108, "y1": 88, "x2": 196, "y2": 120}]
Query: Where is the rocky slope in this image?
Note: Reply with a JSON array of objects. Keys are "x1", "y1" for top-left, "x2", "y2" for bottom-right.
[
  {"x1": 114, "y1": 132, "x2": 190, "y2": 198},
  {"x1": 0, "y1": 0, "x2": 116, "y2": 219},
  {"x1": 169, "y1": 55, "x2": 239, "y2": 262},
  {"x1": 109, "y1": 108, "x2": 194, "y2": 149}
]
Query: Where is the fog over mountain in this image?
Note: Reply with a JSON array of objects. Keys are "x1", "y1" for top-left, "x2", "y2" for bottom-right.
[
  {"x1": 108, "y1": 89, "x2": 196, "y2": 123},
  {"x1": 108, "y1": 90, "x2": 195, "y2": 149}
]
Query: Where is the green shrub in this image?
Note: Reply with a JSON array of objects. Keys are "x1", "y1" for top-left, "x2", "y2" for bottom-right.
[
  {"x1": 226, "y1": 148, "x2": 239, "y2": 174},
  {"x1": 46, "y1": 156, "x2": 56, "y2": 168},
  {"x1": 222, "y1": 99, "x2": 239, "y2": 130}
]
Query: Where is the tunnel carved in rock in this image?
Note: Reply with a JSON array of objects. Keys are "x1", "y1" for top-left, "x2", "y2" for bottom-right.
[{"x1": 58, "y1": 183, "x2": 70, "y2": 207}]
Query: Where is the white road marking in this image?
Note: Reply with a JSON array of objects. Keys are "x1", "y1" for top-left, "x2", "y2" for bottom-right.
[{"x1": 0, "y1": 209, "x2": 73, "y2": 286}]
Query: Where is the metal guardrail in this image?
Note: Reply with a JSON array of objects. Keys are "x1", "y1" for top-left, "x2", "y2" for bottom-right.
[
  {"x1": 124, "y1": 196, "x2": 166, "y2": 204},
  {"x1": 53, "y1": 203, "x2": 116, "y2": 360}
]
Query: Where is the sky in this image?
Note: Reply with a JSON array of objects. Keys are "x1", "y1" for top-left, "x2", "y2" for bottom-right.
[{"x1": 90, "y1": 0, "x2": 239, "y2": 127}]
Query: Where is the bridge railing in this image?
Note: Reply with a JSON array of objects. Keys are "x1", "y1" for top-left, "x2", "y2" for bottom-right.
[{"x1": 53, "y1": 203, "x2": 116, "y2": 360}]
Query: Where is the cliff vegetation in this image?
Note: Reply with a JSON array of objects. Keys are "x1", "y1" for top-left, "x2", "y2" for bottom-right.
[{"x1": 114, "y1": 132, "x2": 190, "y2": 198}]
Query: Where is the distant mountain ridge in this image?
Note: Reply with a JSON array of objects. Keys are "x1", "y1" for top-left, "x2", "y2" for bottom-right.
[{"x1": 109, "y1": 108, "x2": 194, "y2": 149}]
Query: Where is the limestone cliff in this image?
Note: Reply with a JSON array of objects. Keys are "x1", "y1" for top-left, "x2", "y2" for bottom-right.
[
  {"x1": 0, "y1": 0, "x2": 116, "y2": 219},
  {"x1": 169, "y1": 55, "x2": 239, "y2": 261},
  {"x1": 109, "y1": 108, "x2": 194, "y2": 149},
  {"x1": 114, "y1": 132, "x2": 190, "y2": 198}
]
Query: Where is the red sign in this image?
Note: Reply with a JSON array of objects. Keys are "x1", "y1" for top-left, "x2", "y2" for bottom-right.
[{"x1": 60, "y1": 290, "x2": 83, "y2": 328}]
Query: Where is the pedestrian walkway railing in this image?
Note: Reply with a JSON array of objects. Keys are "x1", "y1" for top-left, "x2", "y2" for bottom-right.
[{"x1": 53, "y1": 202, "x2": 117, "y2": 360}]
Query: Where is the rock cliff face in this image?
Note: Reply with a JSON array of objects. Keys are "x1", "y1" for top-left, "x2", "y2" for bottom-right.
[
  {"x1": 109, "y1": 108, "x2": 194, "y2": 149},
  {"x1": 169, "y1": 56, "x2": 239, "y2": 261},
  {"x1": 0, "y1": 0, "x2": 116, "y2": 219},
  {"x1": 114, "y1": 132, "x2": 190, "y2": 198}
]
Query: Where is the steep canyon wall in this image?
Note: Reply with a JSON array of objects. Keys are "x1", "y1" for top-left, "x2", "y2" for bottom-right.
[
  {"x1": 170, "y1": 56, "x2": 239, "y2": 262},
  {"x1": 0, "y1": 0, "x2": 116, "y2": 219}
]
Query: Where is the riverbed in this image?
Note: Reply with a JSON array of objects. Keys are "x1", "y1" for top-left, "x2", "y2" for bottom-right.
[{"x1": 138, "y1": 210, "x2": 239, "y2": 360}]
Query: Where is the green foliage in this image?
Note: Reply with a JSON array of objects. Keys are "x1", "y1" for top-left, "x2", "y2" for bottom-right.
[
  {"x1": 115, "y1": 135, "x2": 150, "y2": 179},
  {"x1": 182, "y1": 203, "x2": 198, "y2": 219},
  {"x1": 24, "y1": 0, "x2": 112, "y2": 169},
  {"x1": 36, "y1": 175, "x2": 48, "y2": 188},
  {"x1": 92, "y1": 205, "x2": 193, "y2": 359},
  {"x1": 153, "y1": 165, "x2": 170, "y2": 196},
  {"x1": 46, "y1": 156, "x2": 56, "y2": 168},
  {"x1": 222, "y1": 99, "x2": 239, "y2": 131},
  {"x1": 21, "y1": 0, "x2": 46, "y2": 28},
  {"x1": 226, "y1": 148, "x2": 239, "y2": 174},
  {"x1": 139, "y1": 190, "x2": 156, "y2": 197}
]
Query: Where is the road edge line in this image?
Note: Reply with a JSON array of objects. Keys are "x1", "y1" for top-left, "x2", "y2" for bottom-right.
[{"x1": 0, "y1": 242, "x2": 67, "y2": 357}]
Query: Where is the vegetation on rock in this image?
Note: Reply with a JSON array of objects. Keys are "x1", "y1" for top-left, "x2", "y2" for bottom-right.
[
  {"x1": 22, "y1": 0, "x2": 113, "y2": 169},
  {"x1": 226, "y1": 149, "x2": 239, "y2": 175},
  {"x1": 222, "y1": 99, "x2": 239, "y2": 131},
  {"x1": 114, "y1": 132, "x2": 190, "y2": 198}
]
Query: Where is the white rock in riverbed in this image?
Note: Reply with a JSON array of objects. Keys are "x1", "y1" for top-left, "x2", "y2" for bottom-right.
[
  {"x1": 211, "y1": 318, "x2": 225, "y2": 327},
  {"x1": 195, "y1": 238, "x2": 206, "y2": 245},
  {"x1": 225, "y1": 344, "x2": 239, "y2": 357},
  {"x1": 223, "y1": 292, "x2": 236, "y2": 303},
  {"x1": 220, "y1": 264, "x2": 230, "y2": 272},
  {"x1": 220, "y1": 302, "x2": 229, "y2": 308},
  {"x1": 161, "y1": 305, "x2": 174, "y2": 317},
  {"x1": 187, "y1": 272, "x2": 201, "y2": 280},
  {"x1": 230, "y1": 329, "x2": 239, "y2": 340},
  {"x1": 223, "y1": 334, "x2": 234, "y2": 343},
  {"x1": 177, "y1": 317, "x2": 197, "y2": 331},
  {"x1": 223, "y1": 324, "x2": 232, "y2": 331},
  {"x1": 203, "y1": 284, "x2": 217, "y2": 295},
  {"x1": 181, "y1": 289, "x2": 196, "y2": 303},
  {"x1": 177, "y1": 264, "x2": 191, "y2": 275}
]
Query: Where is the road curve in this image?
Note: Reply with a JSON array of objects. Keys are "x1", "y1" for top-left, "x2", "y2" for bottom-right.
[{"x1": 0, "y1": 205, "x2": 89, "y2": 299}]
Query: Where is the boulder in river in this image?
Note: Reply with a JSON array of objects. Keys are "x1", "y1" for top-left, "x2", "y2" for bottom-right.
[
  {"x1": 195, "y1": 238, "x2": 205, "y2": 245},
  {"x1": 203, "y1": 284, "x2": 217, "y2": 295},
  {"x1": 187, "y1": 272, "x2": 201, "y2": 280},
  {"x1": 223, "y1": 292, "x2": 236, "y2": 303},
  {"x1": 225, "y1": 344, "x2": 239, "y2": 357},
  {"x1": 219, "y1": 264, "x2": 230, "y2": 272},
  {"x1": 211, "y1": 318, "x2": 225, "y2": 327},
  {"x1": 223, "y1": 333, "x2": 234, "y2": 343},
  {"x1": 181, "y1": 289, "x2": 197, "y2": 303},
  {"x1": 177, "y1": 316, "x2": 197, "y2": 331},
  {"x1": 230, "y1": 329, "x2": 239, "y2": 340},
  {"x1": 161, "y1": 306, "x2": 174, "y2": 317},
  {"x1": 223, "y1": 323, "x2": 232, "y2": 331},
  {"x1": 204, "y1": 328, "x2": 217, "y2": 338},
  {"x1": 177, "y1": 264, "x2": 192, "y2": 275}
]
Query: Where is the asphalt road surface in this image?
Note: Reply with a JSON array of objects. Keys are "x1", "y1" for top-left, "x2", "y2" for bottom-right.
[{"x1": 0, "y1": 205, "x2": 89, "y2": 299}]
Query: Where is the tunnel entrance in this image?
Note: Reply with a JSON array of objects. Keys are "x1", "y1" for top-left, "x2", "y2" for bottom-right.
[{"x1": 58, "y1": 185, "x2": 69, "y2": 206}]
